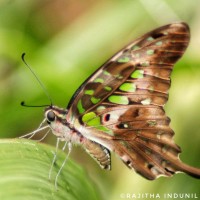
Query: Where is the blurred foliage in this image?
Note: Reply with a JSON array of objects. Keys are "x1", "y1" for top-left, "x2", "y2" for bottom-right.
[
  {"x1": 0, "y1": 139, "x2": 101, "y2": 200},
  {"x1": 0, "y1": 0, "x2": 200, "y2": 199}
]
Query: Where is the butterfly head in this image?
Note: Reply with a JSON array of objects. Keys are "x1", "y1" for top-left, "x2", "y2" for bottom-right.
[
  {"x1": 45, "y1": 106, "x2": 68, "y2": 124},
  {"x1": 44, "y1": 106, "x2": 71, "y2": 138}
]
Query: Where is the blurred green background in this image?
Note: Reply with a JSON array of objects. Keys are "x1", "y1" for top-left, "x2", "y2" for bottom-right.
[{"x1": 0, "y1": 0, "x2": 200, "y2": 199}]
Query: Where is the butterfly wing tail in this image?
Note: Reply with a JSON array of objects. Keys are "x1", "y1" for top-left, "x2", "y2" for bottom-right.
[
  {"x1": 173, "y1": 161, "x2": 200, "y2": 179},
  {"x1": 113, "y1": 138, "x2": 200, "y2": 180}
]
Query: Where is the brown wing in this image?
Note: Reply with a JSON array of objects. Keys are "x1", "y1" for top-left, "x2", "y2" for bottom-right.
[
  {"x1": 93, "y1": 105, "x2": 200, "y2": 179},
  {"x1": 67, "y1": 22, "x2": 200, "y2": 179},
  {"x1": 67, "y1": 22, "x2": 189, "y2": 121}
]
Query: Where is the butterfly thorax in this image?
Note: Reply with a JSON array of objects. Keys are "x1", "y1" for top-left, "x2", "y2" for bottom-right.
[
  {"x1": 44, "y1": 105, "x2": 111, "y2": 169},
  {"x1": 45, "y1": 106, "x2": 81, "y2": 143}
]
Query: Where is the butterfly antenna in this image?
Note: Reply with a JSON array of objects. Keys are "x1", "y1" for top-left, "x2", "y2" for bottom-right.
[{"x1": 21, "y1": 53, "x2": 53, "y2": 106}]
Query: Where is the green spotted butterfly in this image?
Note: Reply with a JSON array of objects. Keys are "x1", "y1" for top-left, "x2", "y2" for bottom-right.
[{"x1": 23, "y1": 22, "x2": 200, "y2": 186}]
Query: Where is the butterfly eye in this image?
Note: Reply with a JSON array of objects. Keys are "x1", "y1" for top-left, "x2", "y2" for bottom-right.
[{"x1": 46, "y1": 110, "x2": 56, "y2": 122}]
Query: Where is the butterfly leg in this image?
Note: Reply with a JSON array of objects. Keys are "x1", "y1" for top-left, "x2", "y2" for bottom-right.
[
  {"x1": 19, "y1": 125, "x2": 49, "y2": 139},
  {"x1": 36, "y1": 129, "x2": 50, "y2": 142},
  {"x1": 49, "y1": 138, "x2": 60, "y2": 180},
  {"x1": 62, "y1": 140, "x2": 68, "y2": 151},
  {"x1": 55, "y1": 142, "x2": 72, "y2": 190},
  {"x1": 28, "y1": 119, "x2": 47, "y2": 139}
]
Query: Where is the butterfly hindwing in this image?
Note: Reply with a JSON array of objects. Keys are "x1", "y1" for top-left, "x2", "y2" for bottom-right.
[{"x1": 66, "y1": 22, "x2": 195, "y2": 179}]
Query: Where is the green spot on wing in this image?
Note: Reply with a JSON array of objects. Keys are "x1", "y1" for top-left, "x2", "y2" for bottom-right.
[
  {"x1": 114, "y1": 74, "x2": 123, "y2": 79},
  {"x1": 131, "y1": 70, "x2": 144, "y2": 79},
  {"x1": 84, "y1": 90, "x2": 94, "y2": 95},
  {"x1": 82, "y1": 112, "x2": 113, "y2": 135},
  {"x1": 87, "y1": 117, "x2": 100, "y2": 127},
  {"x1": 82, "y1": 112, "x2": 100, "y2": 126},
  {"x1": 104, "y1": 86, "x2": 112, "y2": 91},
  {"x1": 147, "y1": 37, "x2": 154, "y2": 41},
  {"x1": 119, "y1": 83, "x2": 136, "y2": 92},
  {"x1": 77, "y1": 100, "x2": 85, "y2": 114},
  {"x1": 94, "y1": 78, "x2": 104, "y2": 83},
  {"x1": 108, "y1": 95, "x2": 129, "y2": 105},
  {"x1": 91, "y1": 97, "x2": 101, "y2": 104},
  {"x1": 97, "y1": 106, "x2": 106, "y2": 111},
  {"x1": 156, "y1": 41, "x2": 162, "y2": 46},
  {"x1": 97, "y1": 126, "x2": 113, "y2": 135},
  {"x1": 132, "y1": 45, "x2": 140, "y2": 50},
  {"x1": 117, "y1": 56, "x2": 130, "y2": 63},
  {"x1": 103, "y1": 70, "x2": 111, "y2": 76},
  {"x1": 146, "y1": 49, "x2": 154, "y2": 55},
  {"x1": 82, "y1": 112, "x2": 96, "y2": 123}
]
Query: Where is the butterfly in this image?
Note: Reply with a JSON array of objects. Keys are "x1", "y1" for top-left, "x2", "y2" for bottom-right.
[{"x1": 22, "y1": 22, "x2": 200, "y2": 186}]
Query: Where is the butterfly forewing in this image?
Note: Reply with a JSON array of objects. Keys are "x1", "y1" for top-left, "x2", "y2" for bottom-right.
[
  {"x1": 68, "y1": 23, "x2": 189, "y2": 118},
  {"x1": 66, "y1": 23, "x2": 200, "y2": 179}
]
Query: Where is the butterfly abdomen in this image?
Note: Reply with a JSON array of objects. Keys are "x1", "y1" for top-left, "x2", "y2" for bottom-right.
[{"x1": 81, "y1": 138, "x2": 111, "y2": 170}]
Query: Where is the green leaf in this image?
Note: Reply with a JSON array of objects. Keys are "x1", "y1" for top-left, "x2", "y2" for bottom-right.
[{"x1": 0, "y1": 139, "x2": 101, "y2": 200}]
